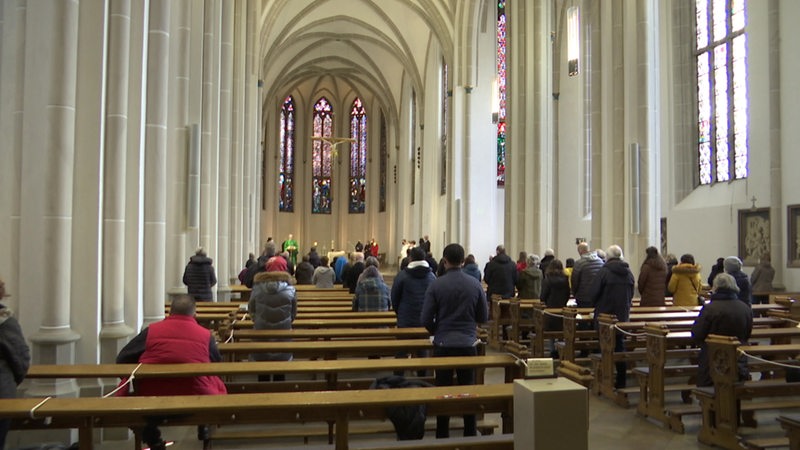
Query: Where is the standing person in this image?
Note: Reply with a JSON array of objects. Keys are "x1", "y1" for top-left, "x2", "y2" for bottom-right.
[
  {"x1": 516, "y1": 254, "x2": 542, "y2": 299},
  {"x1": 182, "y1": 247, "x2": 217, "y2": 301},
  {"x1": 564, "y1": 258, "x2": 575, "y2": 291},
  {"x1": 364, "y1": 239, "x2": 373, "y2": 258},
  {"x1": 116, "y1": 296, "x2": 226, "y2": 450},
  {"x1": 293, "y1": 255, "x2": 315, "y2": 285},
  {"x1": 244, "y1": 252, "x2": 257, "y2": 269},
  {"x1": 353, "y1": 264, "x2": 390, "y2": 311},
  {"x1": 282, "y1": 233, "x2": 299, "y2": 266},
  {"x1": 369, "y1": 238, "x2": 379, "y2": 258},
  {"x1": 421, "y1": 235, "x2": 431, "y2": 254},
  {"x1": 724, "y1": 256, "x2": 752, "y2": 305},
  {"x1": 484, "y1": 245, "x2": 518, "y2": 299},
  {"x1": 421, "y1": 243, "x2": 488, "y2": 439},
  {"x1": 638, "y1": 246, "x2": 667, "y2": 306},
  {"x1": 692, "y1": 273, "x2": 753, "y2": 387},
  {"x1": 391, "y1": 247, "x2": 435, "y2": 368},
  {"x1": 571, "y1": 242, "x2": 604, "y2": 308},
  {"x1": 312, "y1": 256, "x2": 336, "y2": 288},
  {"x1": 750, "y1": 253, "x2": 775, "y2": 304},
  {"x1": 667, "y1": 254, "x2": 703, "y2": 306},
  {"x1": 308, "y1": 246, "x2": 321, "y2": 268},
  {"x1": 333, "y1": 255, "x2": 348, "y2": 284},
  {"x1": 707, "y1": 257, "x2": 726, "y2": 287},
  {"x1": 664, "y1": 254, "x2": 679, "y2": 296},
  {"x1": 344, "y1": 252, "x2": 366, "y2": 294},
  {"x1": 355, "y1": 240, "x2": 364, "y2": 253},
  {"x1": 0, "y1": 278, "x2": 30, "y2": 450},
  {"x1": 540, "y1": 259, "x2": 570, "y2": 359},
  {"x1": 462, "y1": 254, "x2": 482, "y2": 282},
  {"x1": 248, "y1": 271, "x2": 297, "y2": 381},
  {"x1": 516, "y1": 251, "x2": 528, "y2": 273},
  {"x1": 589, "y1": 245, "x2": 635, "y2": 388},
  {"x1": 539, "y1": 249, "x2": 555, "y2": 274}
]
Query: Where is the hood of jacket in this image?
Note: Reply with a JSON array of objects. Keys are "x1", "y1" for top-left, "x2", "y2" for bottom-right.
[
  {"x1": 579, "y1": 251, "x2": 601, "y2": 264},
  {"x1": 604, "y1": 258, "x2": 632, "y2": 278},
  {"x1": 254, "y1": 271, "x2": 294, "y2": 294},
  {"x1": 492, "y1": 253, "x2": 513, "y2": 265},
  {"x1": 315, "y1": 265, "x2": 334, "y2": 274},
  {"x1": 406, "y1": 261, "x2": 432, "y2": 279},
  {"x1": 672, "y1": 263, "x2": 701, "y2": 275},
  {"x1": 189, "y1": 255, "x2": 213, "y2": 265}
]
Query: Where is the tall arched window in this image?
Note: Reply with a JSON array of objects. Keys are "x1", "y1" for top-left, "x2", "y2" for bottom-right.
[
  {"x1": 496, "y1": 0, "x2": 507, "y2": 187},
  {"x1": 696, "y1": 0, "x2": 748, "y2": 184},
  {"x1": 349, "y1": 98, "x2": 367, "y2": 213},
  {"x1": 278, "y1": 96, "x2": 295, "y2": 212},
  {"x1": 312, "y1": 97, "x2": 333, "y2": 214}
]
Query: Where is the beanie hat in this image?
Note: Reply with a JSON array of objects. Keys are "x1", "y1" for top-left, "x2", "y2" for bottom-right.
[{"x1": 723, "y1": 256, "x2": 742, "y2": 273}]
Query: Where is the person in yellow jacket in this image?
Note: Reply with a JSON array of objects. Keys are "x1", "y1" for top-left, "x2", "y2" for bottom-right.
[{"x1": 668, "y1": 253, "x2": 703, "y2": 306}]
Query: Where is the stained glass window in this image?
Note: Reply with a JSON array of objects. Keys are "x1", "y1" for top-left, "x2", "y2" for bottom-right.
[
  {"x1": 312, "y1": 97, "x2": 333, "y2": 214},
  {"x1": 379, "y1": 113, "x2": 387, "y2": 212},
  {"x1": 567, "y1": 7, "x2": 580, "y2": 76},
  {"x1": 497, "y1": 0, "x2": 507, "y2": 187},
  {"x1": 278, "y1": 96, "x2": 295, "y2": 212},
  {"x1": 349, "y1": 98, "x2": 367, "y2": 213},
  {"x1": 441, "y1": 60, "x2": 448, "y2": 196},
  {"x1": 696, "y1": 0, "x2": 748, "y2": 185}
]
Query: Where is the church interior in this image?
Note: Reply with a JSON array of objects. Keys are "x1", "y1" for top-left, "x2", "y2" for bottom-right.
[{"x1": 2, "y1": 0, "x2": 800, "y2": 448}]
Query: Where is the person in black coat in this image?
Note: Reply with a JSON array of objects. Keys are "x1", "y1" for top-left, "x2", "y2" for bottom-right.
[
  {"x1": 692, "y1": 273, "x2": 753, "y2": 387},
  {"x1": 182, "y1": 248, "x2": 217, "y2": 300},
  {"x1": 484, "y1": 245, "x2": 518, "y2": 299},
  {"x1": 589, "y1": 245, "x2": 635, "y2": 388},
  {"x1": 724, "y1": 256, "x2": 752, "y2": 305},
  {"x1": 307, "y1": 247, "x2": 321, "y2": 268},
  {"x1": 707, "y1": 257, "x2": 725, "y2": 287},
  {"x1": 540, "y1": 259, "x2": 570, "y2": 359},
  {"x1": 294, "y1": 256, "x2": 315, "y2": 285},
  {"x1": 0, "y1": 278, "x2": 30, "y2": 450},
  {"x1": 344, "y1": 253, "x2": 366, "y2": 294}
]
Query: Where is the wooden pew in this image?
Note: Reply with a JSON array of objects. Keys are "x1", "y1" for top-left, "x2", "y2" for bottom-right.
[
  {"x1": 228, "y1": 327, "x2": 430, "y2": 343},
  {"x1": 217, "y1": 339, "x2": 434, "y2": 361},
  {"x1": 694, "y1": 335, "x2": 800, "y2": 450},
  {"x1": 295, "y1": 311, "x2": 396, "y2": 320},
  {"x1": 778, "y1": 414, "x2": 800, "y2": 450},
  {"x1": 232, "y1": 317, "x2": 398, "y2": 329},
  {"x1": 3, "y1": 383, "x2": 515, "y2": 450}
]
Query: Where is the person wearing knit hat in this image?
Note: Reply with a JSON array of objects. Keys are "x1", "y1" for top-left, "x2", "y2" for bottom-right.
[{"x1": 724, "y1": 256, "x2": 752, "y2": 305}]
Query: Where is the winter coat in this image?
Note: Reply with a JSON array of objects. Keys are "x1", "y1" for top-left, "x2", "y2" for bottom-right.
[
  {"x1": 638, "y1": 259, "x2": 667, "y2": 306},
  {"x1": 333, "y1": 256, "x2": 347, "y2": 283},
  {"x1": 750, "y1": 262, "x2": 775, "y2": 294},
  {"x1": 728, "y1": 269, "x2": 752, "y2": 305},
  {"x1": 391, "y1": 261, "x2": 436, "y2": 328},
  {"x1": 353, "y1": 275, "x2": 390, "y2": 312},
  {"x1": 248, "y1": 271, "x2": 297, "y2": 361},
  {"x1": 421, "y1": 268, "x2": 488, "y2": 348},
  {"x1": 571, "y1": 252, "x2": 604, "y2": 307},
  {"x1": 539, "y1": 255, "x2": 555, "y2": 274},
  {"x1": 462, "y1": 263, "x2": 482, "y2": 282},
  {"x1": 312, "y1": 266, "x2": 335, "y2": 288},
  {"x1": 589, "y1": 258, "x2": 635, "y2": 322},
  {"x1": 116, "y1": 314, "x2": 227, "y2": 396},
  {"x1": 484, "y1": 253, "x2": 518, "y2": 299},
  {"x1": 707, "y1": 263, "x2": 725, "y2": 287},
  {"x1": 345, "y1": 261, "x2": 366, "y2": 294},
  {"x1": 516, "y1": 266, "x2": 542, "y2": 299},
  {"x1": 308, "y1": 250, "x2": 321, "y2": 268},
  {"x1": 294, "y1": 261, "x2": 314, "y2": 285},
  {"x1": 182, "y1": 255, "x2": 217, "y2": 300},
  {"x1": 0, "y1": 305, "x2": 30, "y2": 401},
  {"x1": 692, "y1": 288, "x2": 753, "y2": 386},
  {"x1": 540, "y1": 274, "x2": 570, "y2": 331},
  {"x1": 668, "y1": 263, "x2": 703, "y2": 306}
]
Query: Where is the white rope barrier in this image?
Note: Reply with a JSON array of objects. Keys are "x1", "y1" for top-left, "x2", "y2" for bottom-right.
[{"x1": 103, "y1": 363, "x2": 143, "y2": 398}]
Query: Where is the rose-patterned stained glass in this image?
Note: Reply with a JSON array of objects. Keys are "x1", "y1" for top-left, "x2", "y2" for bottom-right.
[
  {"x1": 349, "y1": 98, "x2": 367, "y2": 213},
  {"x1": 695, "y1": 0, "x2": 748, "y2": 185},
  {"x1": 279, "y1": 96, "x2": 295, "y2": 212},
  {"x1": 312, "y1": 97, "x2": 333, "y2": 214},
  {"x1": 496, "y1": 0, "x2": 507, "y2": 187}
]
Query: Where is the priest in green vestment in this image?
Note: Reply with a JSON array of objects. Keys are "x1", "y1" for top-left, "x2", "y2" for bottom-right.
[{"x1": 282, "y1": 233, "x2": 299, "y2": 266}]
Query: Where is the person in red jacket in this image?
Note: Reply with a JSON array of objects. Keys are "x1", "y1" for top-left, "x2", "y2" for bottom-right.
[{"x1": 116, "y1": 295, "x2": 226, "y2": 450}]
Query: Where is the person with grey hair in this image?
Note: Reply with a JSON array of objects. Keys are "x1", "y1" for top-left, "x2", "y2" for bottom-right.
[
  {"x1": 571, "y1": 242, "x2": 604, "y2": 308},
  {"x1": 692, "y1": 273, "x2": 753, "y2": 387},
  {"x1": 589, "y1": 244, "x2": 635, "y2": 388},
  {"x1": 343, "y1": 252, "x2": 366, "y2": 294},
  {"x1": 724, "y1": 256, "x2": 752, "y2": 305},
  {"x1": 539, "y1": 248, "x2": 555, "y2": 273},
  {"x1": 516, "y1": 254, "x2": 543, "y2": 299},
  {"x1": 751, "y1": 253, "x2": 775, "y2": 304},
  {"x1": 182, "y1": 247, "x2": 217, "y2": 300}
]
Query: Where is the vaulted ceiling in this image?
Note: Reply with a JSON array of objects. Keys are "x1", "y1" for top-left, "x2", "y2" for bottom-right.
[{"x1": 257, "y1": 0, "x2": 463, "y2": 122}]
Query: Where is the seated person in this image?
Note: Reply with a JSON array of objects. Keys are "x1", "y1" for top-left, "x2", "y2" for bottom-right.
[{"x1": 116, "y1": 296, "x2": 227, "y2": 450}]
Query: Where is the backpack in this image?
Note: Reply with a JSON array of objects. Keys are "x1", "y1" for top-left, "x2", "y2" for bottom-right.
[{"x1": 370, "y1": 375, "x2": 434, "y2": 440}]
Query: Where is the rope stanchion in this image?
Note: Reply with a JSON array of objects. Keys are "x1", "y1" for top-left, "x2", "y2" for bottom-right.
[
  {"x1": 613, "y1": 324, "x2": 647, "y2": 337},
  {"x1": 739, "y1": 349, "x2": 800, "y2": 370},
  {"x1": 103, "y1": 363, "x2": 143, "y2": 398},
  {"x1": 28, "y1": 396, "x2": 52, "y2": 420}
]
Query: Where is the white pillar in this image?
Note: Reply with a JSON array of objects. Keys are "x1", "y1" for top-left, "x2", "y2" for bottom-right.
[
  {"x1": 217, "y1": 0, "x2": 233, "y2": 296},
  {"x1": 200, "y1": 0, "x2": 220, "y2": 259},
  {"x1": 20, "y1": 0, "x2": 81, "y2": 385},
  {"x1": 142, "y1": 0, "x2": 171, "y2": 325},
  {"x1": 100, "y1": 0, "x2": 135, "y2": 358}
]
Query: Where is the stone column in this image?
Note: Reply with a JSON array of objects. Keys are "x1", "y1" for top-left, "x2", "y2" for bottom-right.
[
  {"x1": 0, "y1": 0, "x2": 26, "y2": 307},
  {"x1": 200, "y1": 0, "x2": 220, "y2": 260},
  {"x1": 142, "y1": 0, "x2": 171, "y2": 325},
  {"x1": 217, "y1": 0, "x2": 233, "y2": 297},
  {"x1": 100, "y1": 0, "x2": 135, "y2": 361},
  {"x1": 20, "y1": 0, "x2": 81, "y2": 394}
]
